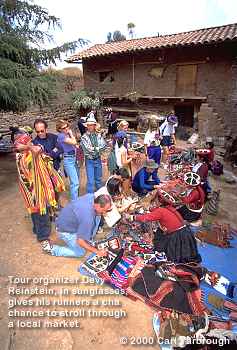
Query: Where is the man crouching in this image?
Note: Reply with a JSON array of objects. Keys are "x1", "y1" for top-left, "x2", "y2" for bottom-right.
[{"x1": 52, "y1": 194, "x2": 112, "y2": 257}]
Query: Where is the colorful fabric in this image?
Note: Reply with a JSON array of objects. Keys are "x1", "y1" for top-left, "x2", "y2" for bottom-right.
[
  {"x1": 127, "y1": 263, "x2": 206, "y2": 316},
  {"x1": 33, "y1": 133, "x2": 62, "y2": 170},
  {"x1": 110, "y1": 256, "x2": 136, "y2": 289},
  {"x1": 16, "y1": 150, "x2": 65, "y2": 214}
]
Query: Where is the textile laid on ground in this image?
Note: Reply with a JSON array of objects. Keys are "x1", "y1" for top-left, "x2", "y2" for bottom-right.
[
  {"x1": 16, "y1": 151, "x2": 65, "y2": 214},
  {"x1": 80, "y1": 242, "x2": 206, "y2": 316},
  {"x1": 153, "y1": 310, "x2": 236, "y2": 348},
  {"x1": 80, "y1": 250, "x2": 118, "y2": 276},
  {"x1": 126, "y1": 263, "x2": 207, "y2": 316},
  {"x1": 199, "y1": 235, "x2": 237, "y2": 318},
  {"x1": 196, "y1": 223, "x2": 236, "y2": 248},
  {"x1": 79, "y1": 231, "x2": 237, "y2": 345}
]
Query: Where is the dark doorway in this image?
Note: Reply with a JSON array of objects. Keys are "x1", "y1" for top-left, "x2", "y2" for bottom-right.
[{"x1": 174, "y1": 105, "x2": 194, "y2": 127}]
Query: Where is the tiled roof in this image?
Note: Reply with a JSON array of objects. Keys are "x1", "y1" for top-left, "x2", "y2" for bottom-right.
[{"x1": 67, "y1": 23, "x2": 237, "y2": 62}]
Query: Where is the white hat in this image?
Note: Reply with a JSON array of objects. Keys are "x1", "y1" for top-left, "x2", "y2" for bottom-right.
[{"x1": 85, "y1": 113, "x2": 97, "y2": 126}]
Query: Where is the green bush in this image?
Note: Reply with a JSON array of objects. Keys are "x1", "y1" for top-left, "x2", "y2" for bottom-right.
[{"x1": 72, "y1": 88, "x2": 102, "y2": 111}]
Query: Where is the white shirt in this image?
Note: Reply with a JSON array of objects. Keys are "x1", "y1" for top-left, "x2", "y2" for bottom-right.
[
  {"x1": 192, "y1": 163, "x2": 202, "y2": 173},
  {"x1": 159, "y1": 120, "x2": 176, "y2": 137},
  {"x1": 115, "y1": 143, "x2": 127, "y2": 168},
  {"x1": 94, "y1": 185, "x2": 121, "y2": 227},
  {"x1": 144, "y1": 130, "x2": 160, "y2": 147}
]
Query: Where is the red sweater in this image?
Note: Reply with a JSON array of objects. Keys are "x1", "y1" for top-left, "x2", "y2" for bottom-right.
[
  {"x1": 208, "y1": 149, "x2": 215, "y2": 162},
  {"x1": 135, "y1": 206, "x2": 184, "y2": 234},
  {"x1": 182, "y1": 186, "x2": 205, "y2": 210},
  {"x1": 196, "y1": 163, "x2": 209, "y2": 182}
]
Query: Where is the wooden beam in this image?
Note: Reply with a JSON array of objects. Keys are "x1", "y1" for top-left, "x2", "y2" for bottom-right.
[{"x1": 104, "y1": 95, "x2": 207, "y2": 100}]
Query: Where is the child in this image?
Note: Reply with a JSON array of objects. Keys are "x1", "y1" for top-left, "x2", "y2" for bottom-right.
[{"x1": 144, "y1": 118, "x2": 162, "y2": 165}]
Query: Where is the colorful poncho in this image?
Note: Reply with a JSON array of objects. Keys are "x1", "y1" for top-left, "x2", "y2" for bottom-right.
[{"x1": 15, "y1": 135, "x2": 65, "y2": 214}]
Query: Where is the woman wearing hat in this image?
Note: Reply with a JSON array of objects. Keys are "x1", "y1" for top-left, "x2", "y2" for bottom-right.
[
  {"x1": 177, "y1": 172, "x2": 205, "y2": 223},
  {"x1": 80, "y1": 113, "x2": 107, "y2": 193},
  {"x1": 144, "y1": 118, "x2": 162, "y2": 165},
  {"x1": 159, "y1": 112, "x2": 178, "y2": 165},
  {"x1": 132, "y1": 159, "x2": 160, "y2": 196},
  {"x1": 126, "y1": 199, "x2": 201, "y2": 264},
  {"x1": 56, "y1": 119, "x2": 79, "y2": 200}
]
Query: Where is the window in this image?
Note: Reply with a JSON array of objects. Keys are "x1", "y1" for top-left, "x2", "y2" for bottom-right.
[
  {"x1": 176, "y1": 65, "x2": 197, "y2": 96},
  {"x1": 99, "y1": 71, "x2": 114, "y2": 83}
]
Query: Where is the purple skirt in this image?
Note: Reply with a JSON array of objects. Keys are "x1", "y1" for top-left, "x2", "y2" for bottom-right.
[{"x1": 147, "y1": 146, "x2": 161, "y2": 165}]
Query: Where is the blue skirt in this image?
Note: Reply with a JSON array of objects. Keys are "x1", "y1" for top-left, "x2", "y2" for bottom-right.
[
  {"x1": 161, "y1": 135, "x2": 173, "y2": 147},
  {"x1": 147, "y1": 145, "x2": 161, "y2": 165}
]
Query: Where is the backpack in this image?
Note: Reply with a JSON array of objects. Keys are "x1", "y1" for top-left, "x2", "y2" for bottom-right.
[
  {"x1": 211, "y1": 160, "x2": 224, "y2": 176},
  {"x1": 107, "y1": 149, "x2": 118, "y2": 174}
]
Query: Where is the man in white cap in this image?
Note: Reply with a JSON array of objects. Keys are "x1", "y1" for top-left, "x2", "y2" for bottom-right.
[{"x1": 80, "y1": 112, "x2": 107, "y2": 193}]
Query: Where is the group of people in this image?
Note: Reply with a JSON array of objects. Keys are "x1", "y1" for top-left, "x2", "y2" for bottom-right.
[{"x1": 14, "y1": 110, "x2": 215, "y2": 268}]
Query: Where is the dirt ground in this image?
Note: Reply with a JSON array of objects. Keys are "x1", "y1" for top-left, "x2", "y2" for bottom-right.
[{"x1": 0, "y1": 136, "x2": 237, "y2": 350}]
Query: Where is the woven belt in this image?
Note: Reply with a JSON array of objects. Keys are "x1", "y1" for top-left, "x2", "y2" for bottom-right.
[{"x1": 168, "y1": 225, "x2": 186, "y2": 235}]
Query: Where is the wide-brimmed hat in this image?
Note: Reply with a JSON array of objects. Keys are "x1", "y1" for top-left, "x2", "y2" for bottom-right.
[
  {"x1": 144, "y1": 159, "x2": 159, "y2": 169},
  {"x1": 184, "y1": 172, "x2": 201, "y2": 186},
  {"x1": 85, "y1": 113, "x2": 97, "y2": 126},
  {"x1": 167, "y1": 114, "x2": 178, "y2": 124}
]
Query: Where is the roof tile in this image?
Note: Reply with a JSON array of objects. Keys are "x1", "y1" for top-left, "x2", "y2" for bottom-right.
[{"x1": 67, "y1": 23, "x2": 237, "y2": 61}]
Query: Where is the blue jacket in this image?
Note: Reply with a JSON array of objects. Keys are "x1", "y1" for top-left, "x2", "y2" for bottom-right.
[
  {"x1": 33, "y1": 133, "x2": 62, "y2": 170},
  {"x1": 132, "y1": 167, "x2": 160, "y2": 194}
]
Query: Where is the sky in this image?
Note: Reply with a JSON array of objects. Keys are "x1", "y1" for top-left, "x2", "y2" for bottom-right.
[{"x1": 36, "y1": 0, "x2": 237, "y2": 68}]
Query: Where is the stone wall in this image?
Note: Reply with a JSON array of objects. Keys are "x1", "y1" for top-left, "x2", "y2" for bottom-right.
[{"x1": 0, "y1": 106, "x2": 77, "y2": 131}]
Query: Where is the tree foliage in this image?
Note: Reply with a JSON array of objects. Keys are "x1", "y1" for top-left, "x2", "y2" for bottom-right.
[
  {"x1": 0, "y1": 0, "x2": 87, "y2": 111},
  {"x1": 127, "y1": 22, "x2": 135, "y2": 39},
  {"x1": 106, "y1": 30, "x2": 126, "y2": 43}
]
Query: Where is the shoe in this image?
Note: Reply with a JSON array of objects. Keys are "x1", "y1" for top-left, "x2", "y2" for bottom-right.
[{"x1": 40, "y1": 240, "x2": 53, "y2": 254}]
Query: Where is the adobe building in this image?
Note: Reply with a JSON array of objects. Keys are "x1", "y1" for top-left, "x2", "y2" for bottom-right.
[{"x1": 67, "y1": 23, "x2": 237, "y2": 140}]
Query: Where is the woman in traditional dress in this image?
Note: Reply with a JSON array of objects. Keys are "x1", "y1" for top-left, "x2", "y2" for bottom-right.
[
  {"x1": 177, "y1": 172, "x2": 205, "y2": 223},
  {"x1": 127, "y1": 202, "x2": 201, "y2": 264}
]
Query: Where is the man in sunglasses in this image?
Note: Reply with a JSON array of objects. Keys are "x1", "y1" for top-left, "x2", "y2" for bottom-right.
[{"x1": 33, "y1": 118, "x2": 62, "y2": 171}]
